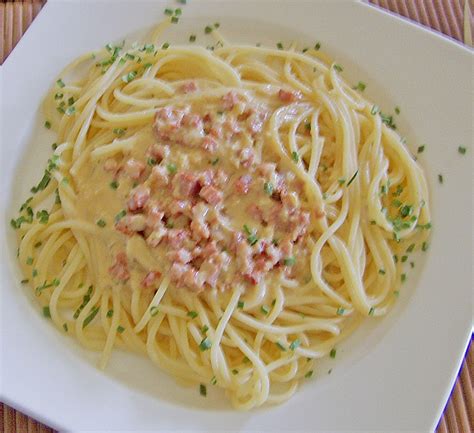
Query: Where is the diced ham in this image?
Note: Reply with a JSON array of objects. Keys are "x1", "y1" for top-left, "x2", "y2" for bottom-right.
[
  {"x1": 235, "y1": 175, "x2": 252, "y2": 194},
  {"x1": 222, "y1": 91, "x2": 238, "y2": 110},
  {"x1": 243, "y1": 272, "x2": 261, "y2": 286},
  {"x1": 172, "y1": 171, "x2": 200, "y2": 198},
  {"x1": 281, "y1": 191, "x2": 299, "y2": 211},
  {"x1": 166, "y1": 229, "x2": 188, "y2": 249},
  {"x1": 179, "y1": 81, "x2": 197, "y2": 93},
  {"x1": 153, "y1": 106, "x2": 188, "y2": 141},
  {"x1": 115, "y1": 218, "x2": 133, "y2": 236},
  {"x1": 182, "y1": 113, "x2": 203, "y2": 128},
  {"x1": 239, "y1": 147, "x2": 255, "y2": 168},
  {"x1": 182, "y1": 268, "x2": 205, "y2": 292},
  {"x1": 199, "y1": 260, "x2": 220, "y2": 287},
  {"x1": 199, "y1": 185, "x2": 223, "y2": 205},
  {"x1": 209, "y1": 126, "x2": 223, "y2": 139},
  {"x1": 145, "y1": 202, "x2": 164, "y2": 228},
  {"x1": 150, "y1": 165, "x2": 169, "y2": 186},
  {"x1": 236, "y1": 239, "x2": 253, "y2": 273},
  {"x1": 146, "y1": 225, "x2": 167, "y2": 247},
  {"x1": 148, "y1": 144, "x2": 170, "y2": 163},
  {"x1": 257, "y1": 162, "x2": 277, "y2": 178},
  {"x1": 167, "y1": 248, "x2": 192, "y2": 264},
  {"x1": 128, "y1": 185, "x2": 150, "y2": 212},
  {"x1": 202, "y1": 241, "x2": 218, "y2": 257},
  {"x1": 141, "y1": 271, "x2": 161, "y2": 288},
  {"x1": 201, "y1": 136, "x2": 217, "y2": 153},
  {"x1": 246, "y1": 110, "x2": 267, "y2": 135},
  {"x1": 170, "y1": 263, "x2": 191, "y2": 283},
  {"x1": 314, "y1": 208, "x2": 325, "y2": 219},
  {"x1": 104, "y1": 158, "x2": 118, "y2": 172},
  {"x1": 168, "y1": 200, "x2": 191, "y2": 216},
  {"x1": 190, "y1": 203, "x2": 210, "y2": 241},
  {"x1": 278, "y1": 89, "x2": 303, "y2": 103},
  {"x1": 124, "y1": 158, "x2": 145, "y2": 180},
  {"x1": 223, "y1": 118, "x2": 241, "y2": 136},
  {"x1": 198, "y1": 169, "x2": 214, "y2": 187},
  {"x1": 289, "y1": 211, "x2": 310, "y2": 240},
  {"x1": 109, "y1": 252, "x2": 130, "y2": 281}
]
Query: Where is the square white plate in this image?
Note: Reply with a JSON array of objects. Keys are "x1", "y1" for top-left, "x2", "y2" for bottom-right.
[{"x1": 1, "y1": 1, "x2": 472, "y2": 431}]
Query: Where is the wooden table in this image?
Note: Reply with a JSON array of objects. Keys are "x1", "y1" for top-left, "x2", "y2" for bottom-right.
[{"x1": 1, "y1": 1, "x2": 472, "y2": 431}]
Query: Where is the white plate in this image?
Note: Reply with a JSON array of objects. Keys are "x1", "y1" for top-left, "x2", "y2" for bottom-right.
[{"x1": 1, "y1": 0, "x2": 472, "y2": 431}]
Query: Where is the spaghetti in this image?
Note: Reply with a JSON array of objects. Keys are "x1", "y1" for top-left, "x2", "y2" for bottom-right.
[{"x1": 11, "y1": 21, "x2": 431, "y2": 409}]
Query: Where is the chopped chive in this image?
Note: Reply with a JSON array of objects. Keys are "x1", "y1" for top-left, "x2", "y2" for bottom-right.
[
  {"x1": 171, "y1": 16, "x2": 179, "y2": 23},
  {"x1": 199, "y1": 384, "x2": 207, "y2": 396},
  {"x1": 406, "y1": 243, "x2": 415, "y2": 253},
  {"x1": 187, "y1": 310, "x2": 198, "y2": 319},
  {"x1": 44, "y1": 121, "x2": 51, "y2": 129},
  {"x1": 410, "y1": 262, "x2": 415, "y2": 268},
  {"x1": 329, "y1": 348, "x2": 337, "y2": 358},
  {"x1": 189, "y1": 34, "x2": 196, "y2": 42},
  {"x1": 150, "y1": 306, "x2": 159, "y2": 317},
  {"x1": 305, "y1": 370, "x2": 313, "y2": 378},
  {"x1": 276, "y1": 42, "x2": 283, "y2": 50},
  {"x1": 32, "y1": 269, "x2": 38, "y2": 277},
  {"x1": 106, "y1": 309, "x2": 114, "y2": 317},
  {"x1": 210, "y1": 157, "x2": 219, "y2": 165},
  {"x1": 353, "y1": 81, "x2": 366, "y2": 91},
  {"x1": 291, "y1": 151, "x2": 299, "y2": 163},
  {"x1": 201, "y1": 325, "x2": 209, "y2": 334},
  {"x1": 210, "y1": 376, "x2": 217, "y2": 385},
  {"x1": 82, "y1": 306, "x2": 100, "y2": 328},
  {"x1": 21, "y1": 279, "x2": 29, "y2": 284},
  {"x1": 276, "y1": 342, "x2": 286, "y2": 351},
  {"x1": 113, "y1": 128, "x2": 126, "y2": 136},
  {"x1": 56, "y1": 79, "x2": 65, "y2": 88},
  {"x1": 122, "y1": 71, "x2": 137, "y2": 83},
  {"x1": 401, "y1": 273, "x2": 407, "y2": 283},
  {"x1": 52, "y1": 142, "x2": 58, "y2": 150},
  {"x1": 231, "y1": 369, "x2": 238, "y2": 375},
  {"x1": 401, "y1": 255, "x2": 408, "y2": 263},
  {"x1": 164, "y1": 8, "x2": 173, "y2": 15},
  {"x1": 333, "y1": 64, "x2": 343, "y2": 72},
  {"x1": 205, "y1": 25, "x2": 213, "y2": 34},
  {"x1": 110, "y1": 180, "x2": 119, "y2": 190},
  {"x1": 65, "y1": 106, "x2": 76, "y2": 116},
  {"x1": 147, "y1": 157, "x2": 157, "y2": 166},
  {"x1": 458, "y1": 146, "x2": 467, "y2": 155},
  {"x1": 162, "y1": 42, "x2": 170, "y2": 49},
  {"x1": 283, "y1": 256, "x2": 296, "y2": 266},
  {"x1": 199, "y1": 337, "x2": 212, "y2": 351},
  {"x1": 371, "y1": 105, "x2": 379, "y2": 115},
  {"x1": 336, "y1": 307, "x2": 345, "y2": 315},
  {"x1": 114, "y1": 209, "x2": 126, "y2": 222},
  {"x1": 214, "y1": 22, "x2": 220, "y2": 28},
  {"x1": 264, "y1": 182, "x2": 274, "y2": 195},
  {"x1": 43, "y1": 306, "x2": 51, "y2": 318},
  {"x1": 54, "y1": 92, "x2": 63, "y2": 100},
  {"x1": 302, "y1": 47, "x2": 309, "y2": 53},
  {"x1": 369, "y1": 307, "x2": 375, "y2": 316},
  {"x1": 338, "y1": 178, "x2": 346, "y2": 185},
  {"x1": 117, "y1": 325, "x2": 125, "y2": 333},
  {"x1": 394, "y1": 106, "x2": 400, "y2": 115},
  {"x1": 421, "y1": 242, "x2": 429, "y2": 252},
  {"x1": 438, "y1": 174, "x2": 443, "y2": 184},
  {"x1": 26, "y1": 257, "x2": 33, "y2": 265},
  {"x1": 68, "y1": 96, "x2": 75, "y2": 106},
  {"x1": 289, "y1": 339, "x2": 301, "y2": 351},
  {"x1": 393, "y1": 254, "x2": 398, "y2": 263},
  {"x1": 378, "y1": 269, "x2": 386, "y2": 275},
  {"x1": 96, "y1": 219, "x2": 106, "y2": 228},
  {"x1": 314, "y1": 42, "x2": 321, "y2": 50},
  {"x1": 417, "y1": 145, "x2": 425, "y2": 153},
  {"x1": 260, "y1": 305, "x2": 269, "y2": 315},
  {"x1": 346, "y1": 170, "x2": 358, "y2": 187},
  {"x1": 237, "y1": 301, "x2": 244, "y2": 309},
  {"x1": 166, "y1": 163, "x2": 177, "y2": 174},
  {"x1": 63, "y1": 323, "x2": 68, "y2": 332}
]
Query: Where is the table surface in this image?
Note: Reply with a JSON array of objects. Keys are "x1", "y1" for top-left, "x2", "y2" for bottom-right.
[{"x1": 1, "y1": 1, "x2": 472, "y2": 432}]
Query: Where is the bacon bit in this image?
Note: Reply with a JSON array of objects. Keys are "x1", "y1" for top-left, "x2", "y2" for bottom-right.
[
  {"x1": 243, "y1": 272, "x2": 261, "y2": 286},
  {"x1": 179, "y1": 81, "x2": 197, "y2": 94},
  {"x1": 150, "y1": 165, "x2": 169, "y2": 186},
  {"x1": 172, "y1": 171, "x2": 200, "y2": 198},
  {"x1": 124, "y1": 158, "x2": 145, "y2": 180},
  {"x1": 246, "y1": 110, "x2": 267, "y2": 135},
  {"x1": 104, "y1": 158, "x2": 118, "y2": 172},
  {"x1": 236, "y1": 239, "x2": 253, "y2": 273},
  {"x1": 235, "y1": 175, "x2": 252, "y2": 195},
  {"x1": 166, "y1": 228, "x2": 188, "y2": 249},
  {"x1": 257, "y1": 162, "x2": 277, "y2": 178},
  {"x1": 153, "y1": 107, "x2": 187, "y2": 140},
  {"x1": 167, "y1": 248, "x2": 192, "y2": 264},
  {"x1": 168, "y1": 200, "x2": 191, "y2": 216},
  {"x1": 115, "y1": 218, "x2": 134, "y2": 236},
  {"x1": 127, "y1": 185, "x2": 150, "y2": 212},
  {"x1": 146, "y1": 226, "x2": 167, "y2": 247},
  {"x1": 182, "y1": 113, "x2": 203, "y2": 128},
  {"x1": 170, "y1": 263, "x2": 191, "y2": 283},
  {"x1": 109, "y1": 252, "x2": 130, "y2": 281},
  {"x1": 222, "y1": 91, "x2": 239, "y2": 110},
  {"x1": 223, "y1": 118, "x2": 241, "y2": 136},
  {"x1": 239, "y1": 147, "x2": 255, "y2": 168},
  {"x1": 145, "y1": 202, "x2": 164, "y2": 228},
  {"x1": 199, "y1": 260, "x2": 220, "y2": 287},
  {"x1": 198, "y1": 169, "x2": 214, "y2": 187},
  {"x1": 209, "y1": 126, "x2": 223, "y2": 139},
  {"x1": 127, "y1": 214, "x2": 146, "y2": 232},
  {"x1": 281, "y1": 191, "x2": 299, "y2": 211},
  {"x1": 148, "y1": 144, "x2": 170, "y2": 163},
  {"x1": 214, "y1": 169, "x2": 228, "y2": 187},
  {"x1": 290, "y1": 211, "x2": 310, "y2": 240},
  {"x1": 142, "y1": 271, "x2": 161, "y2": 288},
  {"x1": 314, "y1": 208, "x2": 325, "y2": 219},
  {"x1": 191, "y1": 219, "x2": 210, "y2": 241},
  {"x1": 278, "y1": 89, "x2": 303, "y2": 103},
  {"x1": 199, "y1": 185, "x2": 223, "y2": 205},
  {"x1": 201, "y1": 241, "x2": 218, "y2": 257},
  {"x1": 280, "y1": 238, "x2": 294, "y2": 258},
  {"x1": 201, "y1": 136, "x2": 217, "y2": 153},
  {"x1": 182, "y1": 268, "x2": 205, "y2": 292}
]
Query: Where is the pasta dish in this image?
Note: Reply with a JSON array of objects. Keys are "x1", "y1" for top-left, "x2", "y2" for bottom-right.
[{"x1": 10, "y1": 15, "x2": 431, "y2": 409}]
